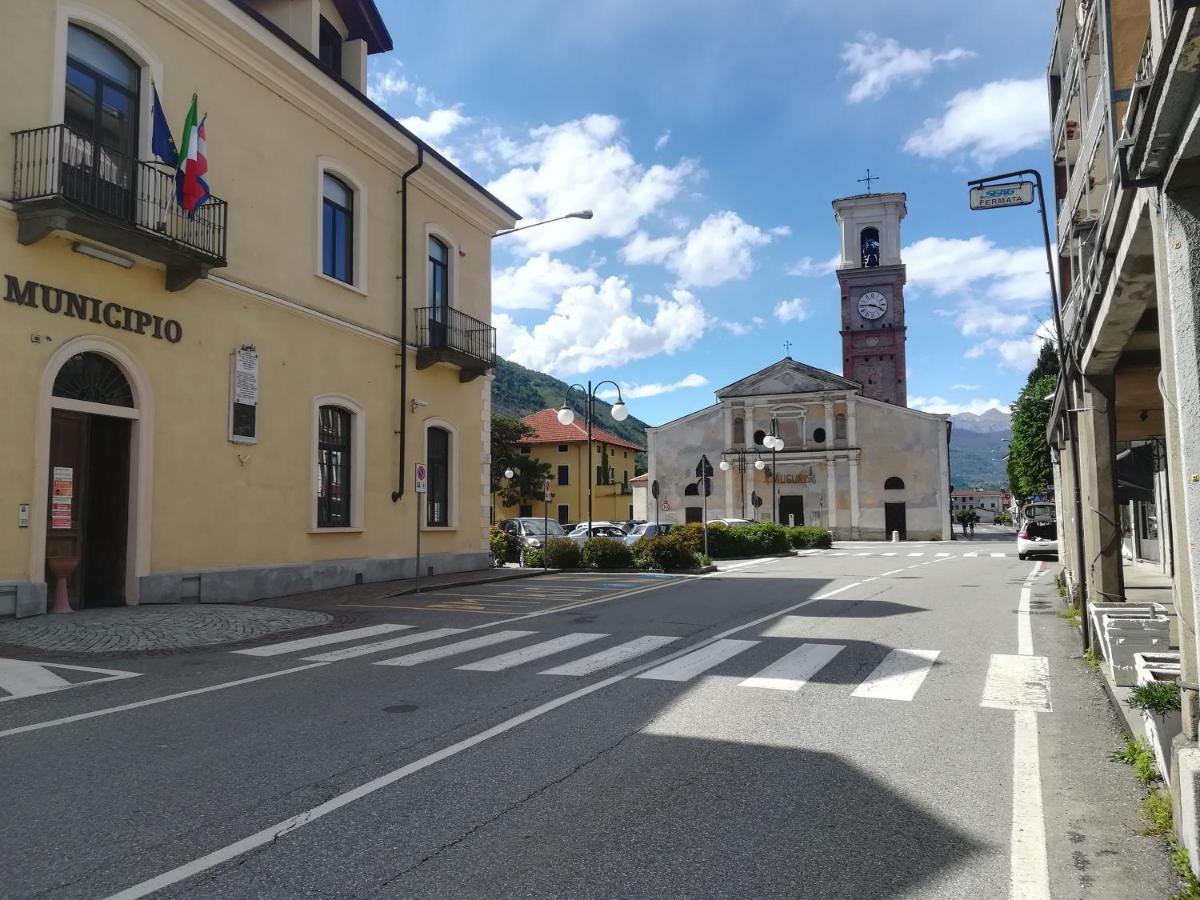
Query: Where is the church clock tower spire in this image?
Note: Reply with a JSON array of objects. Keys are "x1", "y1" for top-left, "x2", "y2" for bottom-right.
[{"x1": 833, "y1": 191, "x2": 908, "y2": 406}]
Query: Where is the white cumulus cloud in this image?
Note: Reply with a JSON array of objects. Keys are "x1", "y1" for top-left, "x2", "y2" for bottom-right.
[
  {"x1": 399, "y1": 108, "x2": 470, "y2": 142},
  {"x1": 495, "y1": 279, "x2": 710, "y2": 375},
  {"x1": 903, "y1": 78, "x2": 1049, "y2": 164},
  {"x1": 621, "y1": 211, "x2": 777, "y2": 288},
  {"x1": 786, "y1": 254, "x2": 840, "y2": 277},
  {"x1": 773, "y1": 298, "x2": 808, "y2": 323},
  {"x1": 655, "y1": 130, "x2": 672, "y2": 151},
  {"x1": 910, "y1": 396, "x2": 1008, "y2": 416},
  {"x1": 841, "y1": 34, "x2": 973, "y2": 103},
  {"x1": 951, "y1": 383, "x2": 981, "y2": 391},
  {"x1": 904, "y1": 236, "x2": 1047, "y2": 302},
  {"x1": 492, "y1": 254, "x2": 598, "y2": 311},
  {"x1": 599, "y1": 373, "x2": 709, "y2": 401},
  {"x1": 486, "y1": 115, "x2": 697, "y2": 254}
]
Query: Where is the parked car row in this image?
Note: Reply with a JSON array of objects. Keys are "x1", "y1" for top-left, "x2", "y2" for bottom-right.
[{"x1": 498, "y1": 517, "x2": 683, "y2": 553}]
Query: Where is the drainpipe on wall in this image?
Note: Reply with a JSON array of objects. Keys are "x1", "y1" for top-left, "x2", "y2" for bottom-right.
[{"x1": 392, "y1": 146, "x2": 424, "y2": 503}]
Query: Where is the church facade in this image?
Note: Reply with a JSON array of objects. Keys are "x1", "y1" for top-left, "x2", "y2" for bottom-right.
[{"x1": 644, "y1": 192, "x2": 952, "y2": 541}]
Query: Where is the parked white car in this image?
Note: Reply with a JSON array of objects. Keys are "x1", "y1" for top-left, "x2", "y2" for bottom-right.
[
  {"x1": 1016, "y1": 502, "x2": 1058, "y2": 560},
  {"x1": 566, "y1": 523, "x2": 627, "y2": 545}
]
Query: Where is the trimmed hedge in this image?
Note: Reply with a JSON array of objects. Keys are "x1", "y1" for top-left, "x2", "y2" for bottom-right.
[
  {"x1": 676, "y1": 521, "x2": 791, "y2": 558},
  {"x1": 522, "y1": 546, "x2": 546, "y2": 568},
  {"x1": 490, "y1": 529, "x2": 519, "y2": 565},
  {"x1": 543, "y1": 537, "x2": 582, "y2": 569},
  {"x1": 582, "y1": 537, "x2": 635, "y2": 569},
  {"x1": 786, "y1": 526, "x2": 833, "y2": 549},
  {"x1": 632, "y1": 531, "x2": 699, "y2": 571}
]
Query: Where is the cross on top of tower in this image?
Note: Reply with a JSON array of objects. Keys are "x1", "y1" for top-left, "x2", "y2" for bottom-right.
[
  {"x1": 783, "y1": 340, "x2": 793, "y2": 358},
  {"x1": 857, "y1": 168, "x2": 879, "y2": 194}
]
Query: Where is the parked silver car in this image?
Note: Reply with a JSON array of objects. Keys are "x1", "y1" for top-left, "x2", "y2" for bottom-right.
[
  {"x1": 566, "y1": 523, "x2": 627, "y2": 546},
  {"x1": 622, "y1": 522, "x2": 674, "y2": 546},
  {"x1": 497, "y1": 517, "x2": 566, "y2": 553}
]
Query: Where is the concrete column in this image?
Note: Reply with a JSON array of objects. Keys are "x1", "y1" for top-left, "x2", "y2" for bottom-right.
[
  {"x1": 343, "y1": 38, "x2": 368, "y2": 91},
  {"x1": 847, "y1": 397, "x2": 858, "y2": 446},
  {"x1": 849, "y1": 458, "x2": 860, "y2": 537},
  {"x1": 1078, "y1": 374, "x2": 1125, "y2": 603},
  {"x1": 823, "y1": 400, "x2": 834, "y2": 446},
  {"x1": 722, "y1": 405, "x2": 735, "y2": 516}
]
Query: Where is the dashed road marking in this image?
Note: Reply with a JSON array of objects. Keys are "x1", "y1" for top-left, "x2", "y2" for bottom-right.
[{"x1": 851, "y1": 649, "x2": 939, "y2": 702}]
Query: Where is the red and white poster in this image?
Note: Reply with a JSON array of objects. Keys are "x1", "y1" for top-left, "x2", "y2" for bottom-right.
[{"x1": 51, "y1": 466, "x2": 72, "y2": 529}]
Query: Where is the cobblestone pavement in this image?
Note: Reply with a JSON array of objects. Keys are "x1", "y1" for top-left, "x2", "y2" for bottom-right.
[{"x1": 0, "y1": 605, "x2": 331, "y2": 654}]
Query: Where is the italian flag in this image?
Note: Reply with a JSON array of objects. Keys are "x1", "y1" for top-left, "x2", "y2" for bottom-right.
[{"x1": 175, "y1": 95, "x2": 210, "y2": 218}]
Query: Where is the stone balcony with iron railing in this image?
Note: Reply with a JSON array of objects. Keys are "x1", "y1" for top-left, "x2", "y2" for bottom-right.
[
  {"x1": 10, "y1": 123, "x2": 227, "y2": 291},
  {"x1": 413, "y1": 304, "x2": 496, "y2": 382}
]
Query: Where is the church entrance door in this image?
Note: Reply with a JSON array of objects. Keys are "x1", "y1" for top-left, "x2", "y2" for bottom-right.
[
  {"x1": 885, "y1": 502, "x2": 907, "y2": 541},
  {"x1": 778, "y1": 495, "x2": 804, "y2": 528}
]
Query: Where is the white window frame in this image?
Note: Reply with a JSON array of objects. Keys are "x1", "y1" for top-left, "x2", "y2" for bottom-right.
[
  {"x1": 310, "y1": 393, "x2": 366, "y2": 532},
  {"x1": 51, "y1": 4, "x2": 164, "y2": 162},
  {"x1": 422, "y1": 417, "x2": 459, "y2": 531},
  {"x1": 316, "y1": 157, "x2": 368, "y2": 295}
]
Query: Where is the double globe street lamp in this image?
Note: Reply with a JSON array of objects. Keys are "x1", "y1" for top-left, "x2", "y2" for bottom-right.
[{"x1": 556, "y1": 381, "x2": 629, "y2": 535}]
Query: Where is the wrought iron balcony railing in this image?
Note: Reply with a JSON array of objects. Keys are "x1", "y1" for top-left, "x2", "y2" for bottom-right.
[
  {"x1": 11, "y1": 124, "x2": 227, "y2": 290},
  {"x1": 414, "y1": 305, "x2": 496, "y2": 382}
]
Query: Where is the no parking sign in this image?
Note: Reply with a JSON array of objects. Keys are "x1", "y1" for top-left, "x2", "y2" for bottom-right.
[{"x1": 415, "y1": 462, "x2": 428, "y2": 493}]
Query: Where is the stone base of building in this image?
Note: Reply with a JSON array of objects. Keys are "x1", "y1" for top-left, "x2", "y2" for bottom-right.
[
  {"x1": 0, "y1": 580, "x2": 48, "y2": 618},
  {"x1": 2, "y1": 551, "x2": 492, "y2": 616},
  {"x1": 841, "y1": 528, "x2": 946, "y2": 541},
  {"x1": 139, "y1": 550, "x2": 492, "y2": 605}
]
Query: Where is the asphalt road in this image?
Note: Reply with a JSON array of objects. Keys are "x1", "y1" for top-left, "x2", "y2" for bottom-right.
[{"x1": 0, "y1": 541, "x2": 1177, "y2": 898}]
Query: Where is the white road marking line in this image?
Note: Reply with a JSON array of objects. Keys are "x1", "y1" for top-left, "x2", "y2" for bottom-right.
[
  {"x1": 936, "y1": 552, "x2": 951, "y2": 557},
  {"x1": 1018, "y1": 587, "x2": 1034, "y2": 656},
  {"x1": 301, "y1": 628, "x2": 465, "y2": 662},
  {"x1": 879, "y1": 568, "x2": 904, "y2": 576},
  {"x1": 991, "y1": 553, "x2": 1007, "y2": 558},
  {"x1": 855, "y1": 552, "x2": 873, "y2": 557},
  {"x1": 0, "y1": 659, "x2": 70, "y2": 697},
  {"x1": 102, "y1": 575, "x2": 865, "y2": 898},
  {"x1": 0, "y1": 663, "x2": 328, "y2": 739},
  {"x1": 456, "y1": 633, "x2": 608, "y2": 672},
  {"x1": 851, "y1": 649, "x2": 939, "y2": 702},
  {"x1": 232, "y1": 624, "x2": 413, "y2": 657},
  {"x1": 1011, "y1": 708, "x2": 1051, "y2": 899},
  {"x1": 828, "y1": 552, "x2": 847, "y2": 557},
  {"x1": 0, "y1": 659, "x2": 141, "y2": 703},
  {"x1": 882, "y1": 552, "x2": 898, "y2": 557},
  {"x1": 739, "y1": 642, "x2": 844, "y2": 692},
  {"x1": 907, "y1": 552, "x2": 924, "y2": 557},
  {"x1": 374, "y1": 630, "x2": 536, "y2": 667},
  {"x1": 980, "y1": 654, "x2": 1051, "y2": 712},
  {"x1": 637, "y1": 639, "x2": 759, "y2": 682},
  {"x1": 964, "y1": 552, "x2": 978, "y2": 558},
  {"x1": 540, "y1": 636, "x2": 679, "y2": 676}
]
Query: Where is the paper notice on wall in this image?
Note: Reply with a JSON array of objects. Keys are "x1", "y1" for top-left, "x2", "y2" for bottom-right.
[
  {"x1": 52, "y1": 466, "x2": 73, "y2": 498},
  {"x1": 51, "y1": 497, "x2": 72, "y2": 529},
  {"x1": 234, "y1": 348, "x2": 259, "y2": 407}
]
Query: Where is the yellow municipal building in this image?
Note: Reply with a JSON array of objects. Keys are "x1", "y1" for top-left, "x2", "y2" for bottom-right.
[{"x1": 0, "y1": 0, "x2": 518, "y2": 616}]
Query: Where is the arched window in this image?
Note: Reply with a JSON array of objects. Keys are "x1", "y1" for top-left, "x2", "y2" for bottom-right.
[
  {"x1": 317, "y1": 405, "x2": 353, "y2": 527},
  {"x1": 684, "y1": 483, "x2": 699, "y2": 496},
  {"x1": 53, "y1": 353, "x2": 134, "y2": 407},
  {"x1": 884, "y1": 476, "x2": 905, "y2": 490},
  {"x1": 322, "y1": 173, "x2": 354, "y2": 283},
  {"x1": 835, "y1": 414, "x2": 847, "y2": 441},
  {"x1": 732, "y1": 415, "x2": 744, "y2": 445},
  {"x1": 427, "y1": 425, "x2": 451, "y2": 527},
  {"x1": 65, "y1": 25, "x2": 140, "y2": 204},
  {"x1": 861, "y1": 227, "x2": 880, "y2": 268}
]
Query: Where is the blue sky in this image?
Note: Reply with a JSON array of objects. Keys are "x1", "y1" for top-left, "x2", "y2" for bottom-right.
[{"x1": 370, "y1": 0, "x2": 1058, "y2": 426}]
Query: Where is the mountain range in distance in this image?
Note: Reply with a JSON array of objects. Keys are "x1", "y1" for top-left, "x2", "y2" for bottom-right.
[{"x1": 491, "y1": 356, "x2": 1011, "y2": 490}]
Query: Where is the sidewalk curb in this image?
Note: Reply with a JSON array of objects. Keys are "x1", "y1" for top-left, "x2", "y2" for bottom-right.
[{"x1": 387, "y1": 567, "x2": 551, "y2": 598}]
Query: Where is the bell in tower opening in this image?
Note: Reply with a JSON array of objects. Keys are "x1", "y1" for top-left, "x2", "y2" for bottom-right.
[{"x1": 861, "y1": 227, "x2": 880, "y2": 268}]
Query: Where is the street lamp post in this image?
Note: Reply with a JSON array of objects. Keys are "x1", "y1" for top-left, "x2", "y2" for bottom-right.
[
  {"x1": 758, "y1": 417, "x2": 782, "y2": 522},
  {"x1": 718, "y1": 448, "x2": 759, "y2": 519},
  {"x1": 556, "y1": 380, "x2": 629, "y2": 534}
]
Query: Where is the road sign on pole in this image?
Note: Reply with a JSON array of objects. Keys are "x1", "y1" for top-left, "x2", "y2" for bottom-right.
[
  {"x1": 414, "y1": 463, "x2": 428, "y2": 494},
  {"x1": 968, "y1": 182, "x2": 1034, "y2": 210},
  {"x1": 543, "y1": 478, "x2": 553, "y2": 502},
  {"x1": 414, "y1": 462, "x2": 426, "y2": 593}
]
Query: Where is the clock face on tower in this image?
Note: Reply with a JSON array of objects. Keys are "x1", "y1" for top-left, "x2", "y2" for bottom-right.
[{"x1": 857, "y1": 290, "x2": 888, "y2": 320}]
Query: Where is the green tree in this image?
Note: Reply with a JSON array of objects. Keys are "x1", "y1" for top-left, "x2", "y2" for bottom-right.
[
  {"x1": 1008, "y1": 371, "x2": 1057, "y2": 502},
  {"x1": 490, "y1": 415, "x2": 533, "y2": 495}
]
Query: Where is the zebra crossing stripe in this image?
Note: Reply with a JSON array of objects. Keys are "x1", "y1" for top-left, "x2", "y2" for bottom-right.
[
  {"x1": 302, "y1": 628, "x2": 465, "y2": 662},
  {"x1": 991, "y1": 553, "x2": 1006, "y2": 558},
  {"x1": 540, "y1": 636, "x2": 679, "y2": 676},
  {"x1": 851, "y1": 649, "x2": 939, "y2": 701},
  {"x1": 936, "y1": 553, "x2": 951, "y2": 557},
  {"x1": 855, "y1": 552, "x2": 872, "y2": 556},
  {"x1": 374, "y1": 630, "x2": 536, "y2": 667},
  {"x1": 907, "y1": 552, "x2": 924, "y2": 557},
  {"x1": 739, "y1": 642, "x2": 845, "y2": 692},
  {"x1": 964, "y1": 552, "x2": 978, "y2": 558},
  {"x1": 233, "y1": 624, "x2": 413, "y2": 657},
  {"x1": 457, "y1": 633, "x2": 608, "y2": 672},
  {"x1": 637, "y1": 639, "x2": 758, "y2": 682}
]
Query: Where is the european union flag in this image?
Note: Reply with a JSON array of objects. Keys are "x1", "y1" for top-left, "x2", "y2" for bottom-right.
[{"x1": 151, "y1": 84, "x2": 178, "y2": 167}]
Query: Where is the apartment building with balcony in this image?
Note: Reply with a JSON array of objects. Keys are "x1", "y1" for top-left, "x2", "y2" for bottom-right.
[
  {"x1": 0, "y1": 0, "x2": 517, "y2": 617},
  {"x1": 1046, "y1": 0, "x2": 1200, "y2": 869}
]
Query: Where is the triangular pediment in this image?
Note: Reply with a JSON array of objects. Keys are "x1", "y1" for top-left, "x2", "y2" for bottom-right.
[{"x1": 715, "y1": 358, "x2": 861, "y2": 399}]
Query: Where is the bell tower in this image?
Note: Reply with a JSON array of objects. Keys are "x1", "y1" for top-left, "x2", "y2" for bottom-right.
[{"x1": 834, "y1": 191, "x2": 908, "y2": 406}]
